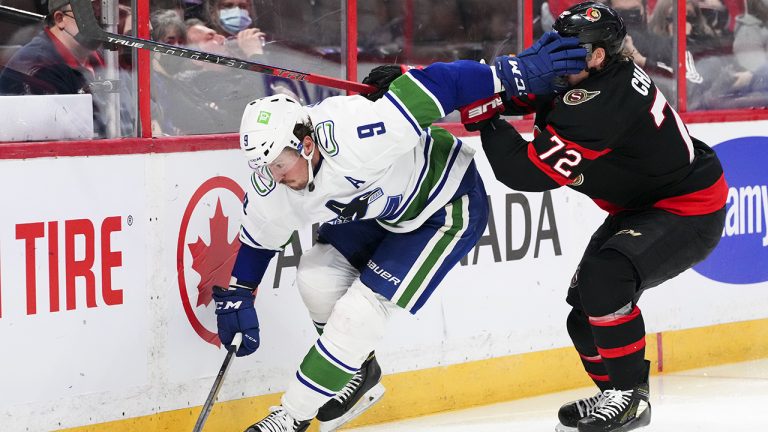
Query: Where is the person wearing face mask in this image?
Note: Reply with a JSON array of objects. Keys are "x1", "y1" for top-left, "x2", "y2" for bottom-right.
[
  {"x1": 205, "y1": 0, "x2": 266, "y2": 59},
  {"x1": 0, "y1": 0, "x2": 107, "y2": 136}
]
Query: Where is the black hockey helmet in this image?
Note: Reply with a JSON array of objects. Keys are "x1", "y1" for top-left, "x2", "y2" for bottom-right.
[{"x1": 553, "y1": 2, "x2": 627, "y2": 56}]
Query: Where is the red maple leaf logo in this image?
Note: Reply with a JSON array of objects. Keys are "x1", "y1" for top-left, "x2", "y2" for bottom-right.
[{"x1": 188, "y1": 198, "x2": 241, "y2": 308}]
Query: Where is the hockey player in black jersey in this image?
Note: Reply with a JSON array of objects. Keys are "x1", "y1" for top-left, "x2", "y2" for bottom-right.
[{"x1": 473, "y1": 2, "x2": 727, "y2": 432}]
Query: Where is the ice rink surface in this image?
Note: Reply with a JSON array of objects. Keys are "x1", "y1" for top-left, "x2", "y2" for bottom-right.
[{"x1": 348, "y1": 358, "x2": 768, "y2": 431}]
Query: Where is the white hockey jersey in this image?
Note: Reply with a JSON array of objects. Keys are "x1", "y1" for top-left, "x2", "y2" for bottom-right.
[{"x1": 238, "y1": 61, "x2": 503, "y2": 255}]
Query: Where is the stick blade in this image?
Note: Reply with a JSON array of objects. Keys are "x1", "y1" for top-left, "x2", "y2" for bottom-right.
[{"x1": 69, "y1": 0, "x2": 107, "y2": 42}]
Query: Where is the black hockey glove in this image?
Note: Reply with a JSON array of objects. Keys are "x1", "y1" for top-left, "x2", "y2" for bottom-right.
[{"x1": 362, "y1": 64, "x2": 406, "y2": 101}]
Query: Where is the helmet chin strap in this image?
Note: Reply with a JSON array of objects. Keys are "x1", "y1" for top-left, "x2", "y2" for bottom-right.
[{"x1": 302, "y1": 145, "x2": 316, "y2": 192}]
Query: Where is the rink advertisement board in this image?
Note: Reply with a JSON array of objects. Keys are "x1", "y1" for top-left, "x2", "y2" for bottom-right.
[{"x1": 0, "y1": 121, "x2": 767, "y2": 431}]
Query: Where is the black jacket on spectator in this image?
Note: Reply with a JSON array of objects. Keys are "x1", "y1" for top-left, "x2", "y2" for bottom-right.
[{"x1": 0, "y1": 27, "x2": 106, "y2": 136}]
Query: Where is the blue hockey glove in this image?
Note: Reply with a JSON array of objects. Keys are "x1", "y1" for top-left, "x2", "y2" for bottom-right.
[
  {"x1": 495, "y1": 31, "x2": 587, "y2": 97},
  {"x1": 213, "y1": 286, "x2": 260, "y2": 357}
]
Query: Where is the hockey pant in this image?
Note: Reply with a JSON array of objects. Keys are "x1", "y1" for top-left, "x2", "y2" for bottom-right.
[
  {"x1": 567, "y1": 208, "x2": 725, "y2": 391},
  {"x1": 283, "y1": 187, "x2": 489, "y2": 420}
]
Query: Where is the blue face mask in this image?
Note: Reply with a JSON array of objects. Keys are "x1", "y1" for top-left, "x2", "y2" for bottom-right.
[{"x1": 219, "y1": 7, "x2": 252, "y2": 34}]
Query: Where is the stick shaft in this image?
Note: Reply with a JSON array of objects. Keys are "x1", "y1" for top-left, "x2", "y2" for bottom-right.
[
  {"x1": 192, "y1": 347, "x2": 236, "y2": 431},
  {"x1": 192, "y1": 333, "x2": 243, "y2": 432},
  {"x1": 69, "y1": 0, "x2": 375, "y2": 94}
]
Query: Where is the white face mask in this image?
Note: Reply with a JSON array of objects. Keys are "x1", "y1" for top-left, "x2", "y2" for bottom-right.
[{"x1": 219, "y1": 7, "x2": 252, "y2": 34}]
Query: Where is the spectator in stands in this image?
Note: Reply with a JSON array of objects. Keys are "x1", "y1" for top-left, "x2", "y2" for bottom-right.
[
  {"x1": 204, "y1": 0, "x2": 266, "y2": 59},
  {"x1": 145, "y1": 11, "x2": 225, "y2": 135},
  {"x1": 357, "y1": 1, "x2": 404, "y2": 57},
  {"x1": 142, "y1": 17, "x2": 267, "y2": 135},
  {"x1": 698, "y1": 0, "x2": 732, "y2": 37},
  {"x1": 116, "y1": 2, "x2": 135, "y2": 70},
  {"x1": 697, "y1": 0, "x2": 768, "y2": 108},
  {"x1": 645, "y1": 0, "x2": 748, "y2": 109},
  {"x1": 0, "y1": 0, "x2": 107, "y2": 136},
  {"x1": 733, "y1": 0, "x2": 768, "y2": 72},
  {"x1": 609, "y1": 0, "x2": 676, "y2": 75},
  {"x1": 186, "y1": 18, "x2": 227, "y2": 47},
  {"x1": 149, "y1": 9, "x2": 187, "y2": 134},
  {"x1": 182, "y1": 0, "x2": 208, "y2": 22},
  {"x1": 153, "y1": 0, "x2": 186, "y2": 19},
  {"x1": 152, "y1": 9, "x2": 187, "y2": 46},
  {"x1": 0, "y1": 0, "x2": 103, "y2": 95},
  {"x1": 695, "y1": 0, "x2": 735, "y2": 55}
]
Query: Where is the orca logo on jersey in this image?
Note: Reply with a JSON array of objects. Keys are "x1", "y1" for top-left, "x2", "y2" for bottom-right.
[
  {"x1": 563, "y1": 89, "x2": 600, "y2": 105},
  {"x1": 693, "y1": 137, "x2": 768, "y2": 284},
  {"x1": 325, "y1": 188, "x2": 384, "y2": 225}
]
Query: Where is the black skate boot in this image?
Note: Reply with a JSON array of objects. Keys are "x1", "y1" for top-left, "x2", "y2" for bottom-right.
[
  {"x1": 577, "y1": 361, "x2": 652, "y2": 432},
  {"x1": 555, "y1": 392, "x2": 605, "y2": 432},
  {"x1": 244, "y1": 406, "x2": 311, "y2": 432},
  {"x1": 316, "y1": 353, "x2": 386, "y2": 432}
]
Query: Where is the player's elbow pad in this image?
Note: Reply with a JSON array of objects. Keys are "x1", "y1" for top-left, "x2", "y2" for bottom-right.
[{"x1": 481, "y1": 120, "x2": 559, "y2": 192}]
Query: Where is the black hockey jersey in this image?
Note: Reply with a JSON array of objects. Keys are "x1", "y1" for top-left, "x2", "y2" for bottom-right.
[{"x1": 481, "y1": 59, "x2": 727, "y2": 216}]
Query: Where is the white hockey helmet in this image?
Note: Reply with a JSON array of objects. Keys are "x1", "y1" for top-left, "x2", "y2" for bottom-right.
[{"x1": 240, "y1": 94, "x2": 311, "y2": 169}]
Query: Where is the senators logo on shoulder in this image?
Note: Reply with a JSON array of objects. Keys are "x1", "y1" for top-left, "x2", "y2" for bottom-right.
[{"x1": 563, "y1": 89, "x2": 601, "y2": 105}]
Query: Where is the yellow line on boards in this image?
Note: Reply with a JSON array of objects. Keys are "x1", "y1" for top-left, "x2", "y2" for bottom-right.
[{"x1": 58, "y1": 318, "x2": 768, "y2": 432}]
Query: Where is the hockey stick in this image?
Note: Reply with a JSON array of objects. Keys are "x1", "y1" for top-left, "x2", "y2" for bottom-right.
[
  {"x1": 192, "y1": 332, "x2": 243, "y2": 432},
  {"x1": 68, "y1": 0, "x2": 376, "y2": 94},
  {"x1": 0, "y1": 5, "x2": 45, "y2": 24}
]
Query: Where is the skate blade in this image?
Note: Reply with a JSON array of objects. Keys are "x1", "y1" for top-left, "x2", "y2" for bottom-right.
[
  {"x1": 318, "y1": 383, "x2": 385, "y2": 432},
  {"x1": 555, "y1": 423, "x2": 577, "y2": 432}
]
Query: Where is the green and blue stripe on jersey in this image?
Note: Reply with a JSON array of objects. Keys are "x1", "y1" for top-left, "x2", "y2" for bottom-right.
[
  {"x1": 379, "y1": 127, "x2": 463, "y2": 227},
  {"x1": 375, "y1": 61, "x2": 496, "y2": 227},
  {"x1": 387, "y1": 60, "x2": 498, "y2": 129},
  {"x1": 317, "y1": 163, "x2": 488, "y2": 314}
]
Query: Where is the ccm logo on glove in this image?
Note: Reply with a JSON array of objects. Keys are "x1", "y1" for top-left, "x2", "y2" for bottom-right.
[
  {"x1": 212, "y1": 286, "x2": 261, "y2": 357},
  {"x1": 216, "y1": 300, "x2": 244, "y2": 310},
  {"x1": 506, "y1": 59, "x2": 527, "y2": 93}
]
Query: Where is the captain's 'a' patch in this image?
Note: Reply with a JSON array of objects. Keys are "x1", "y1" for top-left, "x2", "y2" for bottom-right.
[{"x1": 563, "y1": 89, "x2": 601, "y2": 105}]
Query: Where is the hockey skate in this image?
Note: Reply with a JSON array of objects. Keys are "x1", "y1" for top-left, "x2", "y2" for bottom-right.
[
  {"x1": 555, "y1": 391, "x2": 604, "y2": 432},
  {"x1": 317, "y1": 354, "x2": 386, "y2": 432},
  {"x1": 244, "y1": 406, "x2": 311, "y2": 432},
  {"x1": 577, "y1": 361, "x2": 652, "y2": 432}
]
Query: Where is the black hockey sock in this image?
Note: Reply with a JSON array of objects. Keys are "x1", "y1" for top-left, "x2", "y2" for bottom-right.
[
  {"x1": 589, "y1": 305, "x2": 647, "y2": 390},
  {"x1": 567, "y1": 308, "x2": 612, "y2": 391}
]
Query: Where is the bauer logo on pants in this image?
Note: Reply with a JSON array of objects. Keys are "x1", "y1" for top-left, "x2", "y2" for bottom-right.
[
  {"x1": 694, "y1": 136, "x2": 768, "y2": 284},
  {"x1": 177, "y1": 176, "x2": 244, "y2": 346}
]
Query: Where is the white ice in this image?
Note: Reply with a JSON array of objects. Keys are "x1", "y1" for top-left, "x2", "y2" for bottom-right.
[{"x1": 348, "y1": 358, "x2": 768, "y2": 431}]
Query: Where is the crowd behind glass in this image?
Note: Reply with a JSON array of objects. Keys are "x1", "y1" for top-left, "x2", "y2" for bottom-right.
[{"x1": 0, "y1": 0, "x2": 766, "y2": 139}]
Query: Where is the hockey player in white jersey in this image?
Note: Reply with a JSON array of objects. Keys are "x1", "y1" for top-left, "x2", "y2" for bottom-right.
[{"x1": 212, "y1": 35, "x2": 587, "y2": 432}]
